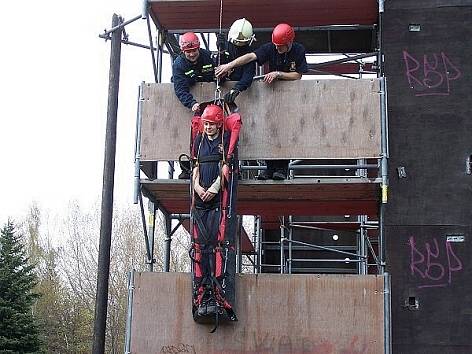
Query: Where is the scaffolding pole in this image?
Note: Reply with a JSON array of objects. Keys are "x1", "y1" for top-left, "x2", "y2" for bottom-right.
[
  {"x1": 124, "y1": 270, "x2": 135, "y2": 354},
  {"x1": 147, "y1": 201, "x2": 157, "y2": 271},
  {"x1": 164, "y1": 211, "x2": 172, "y2": 272}
]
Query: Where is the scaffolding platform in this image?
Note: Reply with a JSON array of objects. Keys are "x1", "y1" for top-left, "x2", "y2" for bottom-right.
[
  {"x1": 142, "y1": 177, "x2": 381, "y2": 218},
  {"x1": 127, "y1": 272, "x2": 386, "y2": 354}
]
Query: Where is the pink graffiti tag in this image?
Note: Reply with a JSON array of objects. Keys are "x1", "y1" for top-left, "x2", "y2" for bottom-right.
[
  {"x1": 408, "y1": 236, "x2": 463, "y2": 288},
  {"x1": 403, "y1": 51, "x2": 462, "y2": 96}
]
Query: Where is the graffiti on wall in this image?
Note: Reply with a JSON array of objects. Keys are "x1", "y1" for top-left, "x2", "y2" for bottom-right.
[
  {"x1": 402, "y1": 51, "x2": 462, "y2": 96},
  {"x1": 160, "y1": 334, "x2": 370, "y2": 353},
  {"x1": 408, "y1": 236, "x2": 463, "y2": 288}
]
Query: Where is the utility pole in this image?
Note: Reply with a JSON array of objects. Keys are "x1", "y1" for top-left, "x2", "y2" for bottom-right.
[{"x1": 92, "y1": 13, "x2": 122, "y2": 354}]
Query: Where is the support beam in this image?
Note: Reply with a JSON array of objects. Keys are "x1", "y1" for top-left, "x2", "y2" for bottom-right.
[{"x1": 93, "y1": 14, "x2": 122, "y2": 354}]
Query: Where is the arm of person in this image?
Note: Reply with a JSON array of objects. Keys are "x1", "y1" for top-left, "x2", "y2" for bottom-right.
[
  {"x1": 263, "y1": 70, "x2": 302, "y2": 84},
  {"x1": 192, "y1": 165, "x2": 206, "y2": 198},
  {"x1": 277, "y1": 71, "x2": 302, "y2": 81},
  {"x1": 215, "y1": 52, "x2": 257, "y2": 78},
  {"x1": 172, "y1": 61, "x2": 198, "y2": 110},
  {"x1": 206, "y1": 176, "x2": 221, "y2": 194},
  {"x1": 193, "y1": 164, "x2": 219, "y2": 202},
  {"x1": 234, "y1": 60, "x2": 256, "y2": 92}
]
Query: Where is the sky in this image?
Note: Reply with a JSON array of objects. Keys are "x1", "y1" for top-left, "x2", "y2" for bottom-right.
[{"x1": 0, "y1": 1, "x2": 172, "y2": 225}]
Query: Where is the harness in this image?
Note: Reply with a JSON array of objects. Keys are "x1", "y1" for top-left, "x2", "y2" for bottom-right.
[
  {"x1": 179, "y1": 0, "x2": 242, "y2": 332},
  {"x1": 190, "y1": 129, "x2": 238, "y2": 332}
]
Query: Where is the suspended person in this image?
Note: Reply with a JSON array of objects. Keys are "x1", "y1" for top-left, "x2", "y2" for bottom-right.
[
  {"x1": 172, "y1": 32, "x2": 216, "y2": 178},
  {"x1": 215, "y1": 23, "x2": 308, "y2": 180},
  {"x1": 190, "y1": 104, "x2": 239, "y2": 325},
  {"x1": 216, "y1": 18, "x2": 256, "y2": 104}
]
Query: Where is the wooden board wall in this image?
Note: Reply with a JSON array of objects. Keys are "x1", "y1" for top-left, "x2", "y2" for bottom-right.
[
  {"x1": 140, "y1": 79, "x2": 382, "y2": 161},
  {"x1": 129, "y1": 272, "x2": 385, "y2": 354}
]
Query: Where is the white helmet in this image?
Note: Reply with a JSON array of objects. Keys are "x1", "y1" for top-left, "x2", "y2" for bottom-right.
[{"x1": 228, "y1": 18, "x2": 255, "y2": 46}]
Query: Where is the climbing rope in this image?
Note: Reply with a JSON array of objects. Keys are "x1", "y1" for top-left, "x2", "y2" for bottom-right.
[{"x1": 214, "y1": 0, "x2": 224, "y2": 103}]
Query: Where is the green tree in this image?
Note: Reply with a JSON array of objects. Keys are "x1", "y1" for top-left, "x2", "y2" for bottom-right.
[{"x1": 0, "y1": 221, "x2": 42, "y2": 353}]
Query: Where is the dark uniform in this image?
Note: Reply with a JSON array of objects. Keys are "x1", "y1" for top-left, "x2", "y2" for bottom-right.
[
  {"x1": 172, "y1": 48, "x2": 215, "y2": 109},
  {"x1": 193, "y1": 132, "x2": 230, "y2": 209},
  {"x1": 254, "y1": 42, "x2": 308, "y2": 178},
  {"x1": 191, "y1": 128, "x2": 238, "y2": 322},
  {"x1": 254, "y1": 42, "x2": 308, "y2": 74},
  {"x1": 219, "y1": 42, "x2": 256, "y2": 92}
]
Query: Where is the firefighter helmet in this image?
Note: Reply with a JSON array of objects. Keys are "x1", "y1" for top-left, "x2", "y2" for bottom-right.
[
  {"x1": 228, "y1": 18, "x2": 255, "y2": 46},
  {"x1": 271, "y1": 23, "x2": 295, "y2": 46},
  {"x1": 179, "y1": 32, "x2": 200, "y2": 52},
  {"x1": 201, "y1": 104, "x2": 224, "y2": 124}
]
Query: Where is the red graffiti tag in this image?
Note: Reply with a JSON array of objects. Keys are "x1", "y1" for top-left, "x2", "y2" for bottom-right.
[
  {"x1": 403, "y1": 51, "x2": 462, "y2": 96},
  {"x1": 408, "y1": 236, "x2": 463, "y2": 288}
]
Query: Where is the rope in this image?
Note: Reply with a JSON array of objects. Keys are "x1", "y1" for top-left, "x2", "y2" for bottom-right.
[{"x1": 214, "y1": 0, "x2": 224, "y2": 102}]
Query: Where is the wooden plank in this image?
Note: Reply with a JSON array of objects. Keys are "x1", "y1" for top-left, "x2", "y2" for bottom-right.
[
  {"x1": 157, "y1": 199, "x2": 379, "y2": 217},
  {"x1": 149, "y1": 0, "x2": 378, "y2": 30},
  {"x1": 130, "y1": 272, "x2": 385, "y2": 353},
  {"x1": 141, "y1": 178, "x2": 380, "y2": 216},
  {"x1": 142, "y1": 179, "x2": 380, "y2": 201},
  {"x1": 140, "y1": 79, "x2": 381, "y2": 161}
]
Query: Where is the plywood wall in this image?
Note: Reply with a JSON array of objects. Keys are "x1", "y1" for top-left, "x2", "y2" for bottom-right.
[
  {"x1": 129, "y1": 272, "x2": 385, "y2": 354},
  {"x1": 140, "y1": 79, "x2": 381, "y2": 161}
]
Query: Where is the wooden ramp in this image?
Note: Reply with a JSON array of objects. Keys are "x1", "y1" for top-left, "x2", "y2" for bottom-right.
[{"x1": 129, "y1": 272, "x2": 385, "y2": 354}]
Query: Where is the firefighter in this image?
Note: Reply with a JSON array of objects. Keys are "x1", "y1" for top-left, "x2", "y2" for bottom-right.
[
  {"x1": 216, "y1": 18, "x2": 256, "y2": 104},
  {"x1": 172, "y1": 32, "x2": 215, "y2": 113},
  {"x1": 215, "y1": 23, "x2": 308, "y2": 180}
]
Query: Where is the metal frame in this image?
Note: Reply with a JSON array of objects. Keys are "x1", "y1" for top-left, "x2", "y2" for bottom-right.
[
  {"x1": 98, "y1": 1, "x2": 391, "y2": 352},
  {"x1": 129, "y1": 0, "x2": 390, "y2": 279}
]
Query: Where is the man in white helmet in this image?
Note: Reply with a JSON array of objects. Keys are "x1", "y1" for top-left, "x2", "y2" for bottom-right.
[{"x1": 216, "y1": 18, "x2": 256, "y2": 104}]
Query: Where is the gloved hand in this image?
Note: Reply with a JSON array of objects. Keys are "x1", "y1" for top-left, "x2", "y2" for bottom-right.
[
  {"x1": 224, "y1": 88, "x2": 240, "y2": 103},
  {"x1": 216, "y1": 33, "x2": 226, "y2": 51}
]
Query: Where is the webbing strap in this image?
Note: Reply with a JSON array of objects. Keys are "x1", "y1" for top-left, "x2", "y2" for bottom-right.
[
  {"x1": 192, "y1": 209, "x2": 212, "y2": 245},
  {"x1": 198, "y1": 154, "x2": 222, "y2": 163}
]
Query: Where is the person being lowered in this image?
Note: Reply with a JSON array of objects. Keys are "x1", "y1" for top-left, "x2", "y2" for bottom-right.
[
  {"x1": 192, "y1": 105, "x2": 229, "y2": 208},
  {"x1": 191, "y1": 104, "x2": 237, "y2": 324},
  {"x1": 215, "y1": 23, "x2": 308, "y2": 180}
]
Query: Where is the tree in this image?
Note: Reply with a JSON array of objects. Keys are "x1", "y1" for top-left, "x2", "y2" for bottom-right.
[{"x1": 0, "y1": 221, "x2": 42, "y2": 353}]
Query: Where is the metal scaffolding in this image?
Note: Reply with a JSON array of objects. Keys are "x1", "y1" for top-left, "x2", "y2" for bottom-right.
[{"x1": 98, "y1": 0, "x2": 391, "y2": 352}]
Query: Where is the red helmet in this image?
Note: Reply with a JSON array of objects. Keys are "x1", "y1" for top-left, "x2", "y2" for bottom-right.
[
  {"x1": 272, "y1": 23, "x2": 295, "y2": 46},
  {"x1": 201, "y1": 104, "x2": 224, "y2": 124},
  {"x1": 179, "y1": 32, "x2": 200, "y2": 52}
]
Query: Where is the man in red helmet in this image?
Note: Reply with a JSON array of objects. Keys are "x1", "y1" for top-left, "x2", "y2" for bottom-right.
[
  {"x1": 172, "y1": 32, "x2": 216, "y2": 113},
  {"x1": 191, "y1": 104, "x2": 238, "y2": 322},
  {"x1": 192, "y1": 104, "x2": 229, "y2": 206},
  {"x1": 215, "y1": 23, "x2": 308, "y2": 180}
]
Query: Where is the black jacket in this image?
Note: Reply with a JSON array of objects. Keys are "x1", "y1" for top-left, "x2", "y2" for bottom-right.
[
  {"x1": 172, "y1": 48, "x2": 215, "y2": 109},
  {"x1": 219, "y1": 42, "x2": 256, "y2": 92}
]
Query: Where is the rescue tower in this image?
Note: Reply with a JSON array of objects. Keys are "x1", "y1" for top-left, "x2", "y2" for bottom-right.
[{"x1": 100, "y1": 0, "x2": 391, "y2": 353}]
